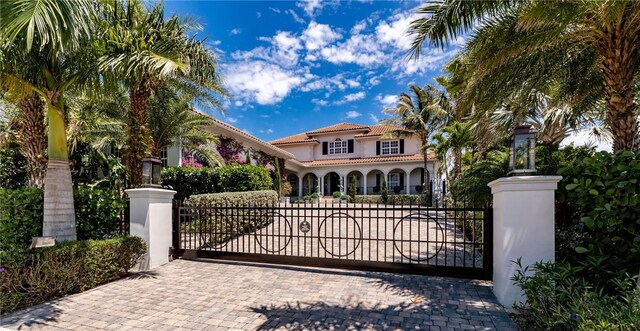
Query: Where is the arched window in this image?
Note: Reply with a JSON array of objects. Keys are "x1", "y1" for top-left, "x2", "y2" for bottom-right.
[{"x1": 328, "y1": 138, "x2": 347, "y2": 154}]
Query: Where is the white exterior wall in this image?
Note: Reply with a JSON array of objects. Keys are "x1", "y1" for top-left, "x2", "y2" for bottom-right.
[
  {"x1": 279, "y1": 144, "x2": 315, "y2": 162},
  {"x1": 313, "y1": 133, "x2": 362, "y2": 160},
  {"x1": 166, "y1": 145, "x2": 182, "y2": 167}
]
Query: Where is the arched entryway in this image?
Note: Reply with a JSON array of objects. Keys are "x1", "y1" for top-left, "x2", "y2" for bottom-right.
[
  {"x1": 286, "y1": 173, "x2": 299, "y2": 197},
  {"x1": 301, "y1": 173, "x2": 318, "y2": 196},
  {"x1": 346, "y1": 170, "x2": 364, "y2": 195},
  {"x1": 409, "y1": 167, "x2": 428, "y2": 194},
  {"x1": 386, "y1": 168, "x2": 407, "y2": 195},
  {"x1": 323, "y1": 172, "x2": 341, "y2": 196},
  {"x1": 365, "y1": 170, "x2": 384, "y2": 195}
]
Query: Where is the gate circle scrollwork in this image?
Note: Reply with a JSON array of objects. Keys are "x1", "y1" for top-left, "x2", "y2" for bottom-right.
[
  {"x1": 393, "y1": 212, "x2": 445, "y2": 262},
  {"x1": 318, "y1": 212, "x2": 362, "y2": 257},
  {"x1": 254, "y1": 211, "x2": 293, "y2": 253}
]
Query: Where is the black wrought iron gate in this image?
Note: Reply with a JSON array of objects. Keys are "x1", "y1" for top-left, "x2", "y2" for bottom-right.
[{"x1": 172, "y1": 201, "x2": 492, "y2": 280}]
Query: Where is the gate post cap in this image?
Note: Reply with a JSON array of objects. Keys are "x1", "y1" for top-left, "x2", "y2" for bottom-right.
[
  {"x1": 488, "y1": 176, "x2": 562, "y2": 193},
  {"x1": 125, "y1": 188, "x2": 177, "y2": 199}
]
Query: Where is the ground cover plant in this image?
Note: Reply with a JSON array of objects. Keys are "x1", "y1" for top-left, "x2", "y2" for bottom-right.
[{"x1": 0, "y1": 236, "x2": 146, "y2": 314}]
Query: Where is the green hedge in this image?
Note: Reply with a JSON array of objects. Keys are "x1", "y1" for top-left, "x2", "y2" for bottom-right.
[
  {"x1": 0, "y1": 187, "x2": 127, "y2": 251},
  {"x1": 0, "y1": 187, "x2": 43, "y2": 251},
  {"x1": 355, "y1": 194, "x2": 425, "y2": 205},
  {"x1": 218, "y1": 164, "x2": 272, "y2": 192},
  {"x1": 161, "y1": 165, "x2": 273, "y2": 200},
  {"x1": 161, "y1": 167, "x2": 220, "y2": 201},
  {"x1": 0, "y1": 236, "x2": 146, "y2": 313},
  {"x1": 185, "y1": 191, "x2": 278, "y2": 246}
]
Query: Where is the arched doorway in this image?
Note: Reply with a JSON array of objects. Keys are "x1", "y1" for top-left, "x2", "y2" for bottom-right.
[
  {"x1": 346, "y1": 170, "x2": 364, "y2": 195},
  {"x1": 409, "y1": 167, "x2": 428, "y2": 194},
  {"x1": 286, "y1": 173, "x2": 299, "y2": 197},
  {"x1": 365, "y1": 170, "x2": 384, "y2": 195},
  {"x1": 323, "y1": 172, "x2": 340, "y2": 196},
  {"x1": 301, "y1": 173, "x2": 318, "y2": 196},
  {"x1": 387, "y1": 168, "x2": 408, "y2": 195}
]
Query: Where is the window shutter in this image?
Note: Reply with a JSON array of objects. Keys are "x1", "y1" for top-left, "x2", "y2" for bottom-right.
[
  {"x1": 376, "y1": 174, "x2": 380, "y2": 186},
  {"x1": 400, "y1": 173, "x2": 404, "y2": 187},
  {"x1": 399, "y1": 139, "x2": 405, "y2": 154},
  {"x1": 420, "y1": 169, "x2": 424, "y2": 184},
  {"x1": 376, "y1": 141, "x2": 381, "y2": 155},
  {"x1": 322, "y1": 142, "x2": 328, "y2": 155},
  {"x1": 348, "y1": 139, "x2": 354, "y2": 153}
]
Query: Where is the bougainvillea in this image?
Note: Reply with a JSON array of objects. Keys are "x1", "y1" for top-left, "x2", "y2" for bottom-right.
[{"x1": 216, "y1": 136, "x2": 244, "y2": 165}]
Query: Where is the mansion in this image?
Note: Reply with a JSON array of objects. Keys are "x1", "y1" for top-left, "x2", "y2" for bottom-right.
[{"x1": 166, "y1": 119, "x2": 441, "y2": 198}]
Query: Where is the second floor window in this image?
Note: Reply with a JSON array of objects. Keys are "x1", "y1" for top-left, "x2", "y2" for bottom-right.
[
  {"x1": 160, "y1": 147, "x2": 168, "y2": 166},
  {"x1": 381, "y1": 140, "x2": 399, "y2": 155},
  {"x1": 329, "y1": 139, "x2": 348, "y2": 155}
]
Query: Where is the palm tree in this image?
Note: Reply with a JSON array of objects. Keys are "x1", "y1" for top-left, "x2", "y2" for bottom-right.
[
  {"x1": 409, "y1": 0, "x2": 640, "y2": 151},
  {"x1": 429, "y1": 121, "x2": 474, "y2": 179},
  {"x1": 98, "y1": 0, "x2": 226, "y2": 187},
  {"x1": 381, "y1": 84, "x2": 448, "y2": 191},
  {"x1": 0, "y1": 0, "x2": 96, "y2": 241}
]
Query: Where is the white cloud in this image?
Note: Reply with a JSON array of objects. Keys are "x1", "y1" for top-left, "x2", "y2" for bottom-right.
[
  {"x1": 369, "y1": 113, "x2": 380, "y2": 123},
  {"x1": 260, "y1": 128, "x2": 275, "y2": 134},
  {"x1": 368, "y1": 76, "x2": 381, "y2": 86},
  {"x1": 375, "y1": 12, "x2": 416, "y2": 51},
  {"x1": 226, "y1": 117, "x2": 238, "y2": 123},
  {"x1": 312, "y1": 98, "x2": 328, "y2": 106},
  {"x1": 297, "y1": 0, "x2": 323, "y2": 17},
  {"x1": 351, "y1": 21, "x2": 367, "y2": 34},
  {"x1": 224, "y1": 61, "x2": 309, "y2": 105},
  {"x1": 234, "y1": 101, "x2": 243, "y2": 107},
  {"x1": 269, "y1": 7, "x2": 281, "y2": 13},
  {"x1": 301, "y1": 21, "x2": 342, "y2": 51},
  {"x1": 230, "y1": 28, "x2": 242, "y2": 35},
  {"x1": 319, "y1": 33, "x2": 385, "y2": 66},
  {"x1": 234, "y1": 31, "x2": 303, "y2": 67},
  {"x1": 376, "y1": 94, "x2": 397, "y2": 107},
  {"x1": 286, "y1": 9, "x2": 305, "y2": 24},
  {"x1": 334, "y1": 91, "x2": 366, "y2": 105},
  {"x1": 346, "y1": 110, "x2": 362, "y2": 118}
]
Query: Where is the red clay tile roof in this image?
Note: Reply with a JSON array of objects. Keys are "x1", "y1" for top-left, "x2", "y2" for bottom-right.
[
  {"x1": 355, "y1": 124, "x2": 413, "y2": 137},
  {"x1": 305, "y1": 122, "x2": 369, "y2": 135},
  {"x1": 299, "y1": 153, "x2": 433, "y2": 166},
  {"x1": 270, "y1": 123, "x2": 414, "y2": 145}
]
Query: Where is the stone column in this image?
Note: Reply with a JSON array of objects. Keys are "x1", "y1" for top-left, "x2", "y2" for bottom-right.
[
  {"x1": 125, "y1": 188, "x2": 177, "y2": 271},
  {"x1": 298, "y1": 174, "x2": 304, "y2": 197},
  {"x1": 362, "y1": 175, "x2": 367, "y2": 196},
  {"x1": 405, "y1": 172, "x2": 410, "y2": 194},
  {"x1": 487, "y1": 176, "x2": 561, "y2": 308}
]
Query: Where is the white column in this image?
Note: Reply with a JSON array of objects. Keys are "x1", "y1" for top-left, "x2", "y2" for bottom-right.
[
  {"x1": 488, "y1": 176, "x2": 561, "y2": 308},
  {"x1": 362, "y1": 175, "x2": 367, "y2": 196},
  {"x1": 405, "y1": 172, "x2": 410, "y2": 194},
  {"x1": 298, "y1": 174, "x2": 304, "y2": 197},
  {"x1": 125, "y1": 188, "x2": 177, "y2": 271}
]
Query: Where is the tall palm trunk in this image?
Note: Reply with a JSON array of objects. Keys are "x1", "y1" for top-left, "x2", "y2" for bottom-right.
[
  {"x1": 16, "y1": 93, "x2": 47, "y2": 188},
  {"x1": 125, "y1": 83, "x2": 153, "y2": 187},
  {"x1": 598, "y1": 25, "x2": 640, "y2": 151},
  {"x1": 43, "y1": 100, "x2": 76, "y2": 241}
]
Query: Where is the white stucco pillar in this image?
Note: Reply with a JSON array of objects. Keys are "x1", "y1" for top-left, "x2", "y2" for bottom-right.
[
  {"x1": 488, "y1": 176, "x2": 561, "y2": 308},
  {"x1": 125, "y1": 188, "x2": 177, "y2": 271},
  {"x1": 405, "y1": 172, "x2": 410, "y2": 194},
  {"x1": 298, "y1": 174, "x2": 304, "y2": 197},
  {"x1": 362, "y1": 175, "x2": 367, "y2": 196}
]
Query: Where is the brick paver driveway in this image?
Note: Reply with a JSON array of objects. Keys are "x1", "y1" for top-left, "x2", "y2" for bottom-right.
[{"x1": 1, "y1": 259, "x2": 517, "y2": 331}]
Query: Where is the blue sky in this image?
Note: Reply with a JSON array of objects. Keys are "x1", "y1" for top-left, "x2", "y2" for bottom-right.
[{"x1": 164, "y1": 0, "x2": 463, "y2": 141}]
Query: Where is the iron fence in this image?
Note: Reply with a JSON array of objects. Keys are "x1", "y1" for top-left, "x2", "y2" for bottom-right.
[{"x1": 173, "y1": 200, "x2": 492, "y2": 279}]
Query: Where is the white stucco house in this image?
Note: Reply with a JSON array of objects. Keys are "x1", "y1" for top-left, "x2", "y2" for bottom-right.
[{"x1": 165, "y1": 119, "x2": 441, "y2": 198}]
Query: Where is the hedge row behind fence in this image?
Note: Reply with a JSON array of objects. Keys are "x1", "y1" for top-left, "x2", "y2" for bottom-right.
[
  {"x1": 0, "y1": 236, "x2": 146, "y2": 314},
  {"x1": 183, "y1": 191, "x2": 278, "y2": 247},
  {"x1": 0, "y1": 187, "x2": 126, "y2": 251},
  {"x1": 354, "y1": 194, "x2": 427, "y2": 205},
  {"x1": 161, "y1": 164, "x2": 272, "y2": 201}
]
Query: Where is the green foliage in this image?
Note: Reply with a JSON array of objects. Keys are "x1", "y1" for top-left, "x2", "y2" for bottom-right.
[
  {"x1": 513, "y1": 260, "x2": 639, "y2": 331},
  {"x1": 300, "y1": 193, "x2": 320, "y2": 202},
  {"x1": 332, "y1": 191, "x2": 342, "y2": 199},
  {"x1": 0, "y1": 187, "x2": 127, "y2": 250},
  {"x1": 187, "y1": 190, "x2": 278, "y2": 207},
  {"x1": 74, "y1": 187, "x2": 127, "y2": 240},
  {"x1": 450, "y1": 149, "x2": 508, "y2": 206},
  {"x1": 348, "y1": 176, "x2": 357, "y2": 201},
  {"x1": 185, "y1": 191, "x2": 278, "y2": 245},
  {"x1": 0, "y1": 188, "x2": 43, "y2": 251},
  {"x1": 0, "y1": 236, "x2": 146, "y2": 314},
  {"x1": 161, "y1": 166, "x2": 219, "y2": 201},
  {"x1": 380, "y1": 178, "x2": 389, "y2": 204},
  {"x1": 218, "y1": 164, "x2": 272, "y2": 192},
  {"x1": 355, "y1": 195, "x2": 424, "y2": 205},
  {"x1": 557, "y1": 150, "x2": 640, "y2": 290},
  {"x1": 0, "y1": 143, "x2": 27, "y2": 189}
]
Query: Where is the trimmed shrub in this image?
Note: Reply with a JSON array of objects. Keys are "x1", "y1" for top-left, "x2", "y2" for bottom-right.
[
  {"x1": 74, "y1": 187, "x2": 127, "y2": 240},
  {"x1": 218, "y1": 164, "x2": 272, "y2": 192},
  {"x1": 355, "y1": 194, "x2": 424, "y2": 205},
  {"x1": 1, "y1": 187, "x2": 127, "y2": 251},
  {"x1": 161, "y1": 166, "x2": 219, "y2": 201},
  {"x1": 0, "y1": 236, "x2": 146, "y2": 313},
  {"x1": 332, "y1": 191, "x2": 342, "y2": 198},
  {"x1": 185, "y1": 191, "x2": 278, "y2": 246},
  {"x1": 0, "y1": 187, "x2": 43, "y2": 251},
  {"x1": 187, "y1": 190, "x2": 278, "y2": 207}
]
